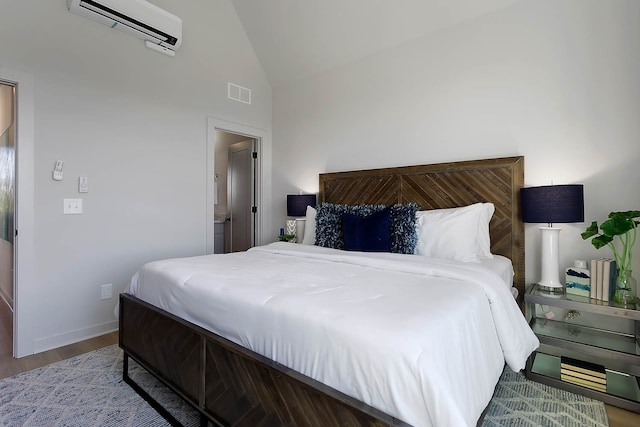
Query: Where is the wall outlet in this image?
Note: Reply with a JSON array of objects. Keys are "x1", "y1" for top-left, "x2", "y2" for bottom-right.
[
  {"x1": 100, "y1": 283, "x2": 112, "y2": 300},
  {"x1": 63, "y1": 198, "x2": 83, "y2": 214}
]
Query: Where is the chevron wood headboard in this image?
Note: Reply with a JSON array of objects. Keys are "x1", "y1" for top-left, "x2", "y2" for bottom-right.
[{"x1": 319, "y1": 156, "x2": 525, "y2": 299}]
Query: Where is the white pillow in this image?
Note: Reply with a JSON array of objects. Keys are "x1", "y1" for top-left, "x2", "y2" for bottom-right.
[
  {"x1": 477, "y1": 203, "x2": 495, "y2": 259},
  {"x1": 415, "y1": 203, "x2": 494, "y2": 263},
  {"x1": 301, "y1": 205, "x2": 316, "y2": 245}
]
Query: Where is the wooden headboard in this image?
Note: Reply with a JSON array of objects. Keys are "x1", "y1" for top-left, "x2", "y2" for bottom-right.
[{"x1": 319, "y1": 156, "x2": 525, "y2": 299}]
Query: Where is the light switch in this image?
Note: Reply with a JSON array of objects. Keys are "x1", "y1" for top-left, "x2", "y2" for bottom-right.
[
  {"x1": 78, "y1": 176, "x2": 88, "y2": 193},
  {"x1": 63, "y1": 198, "x2": 83, "y2": 214}
]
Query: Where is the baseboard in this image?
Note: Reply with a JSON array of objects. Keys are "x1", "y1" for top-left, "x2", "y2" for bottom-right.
[{"x1": 33, "y1": 320, "x2": 118, "y2": 354}]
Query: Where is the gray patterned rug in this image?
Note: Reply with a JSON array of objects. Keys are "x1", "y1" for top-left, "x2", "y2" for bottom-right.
[
  {"x1": 0, "y1": 345, "x2": 608, "y2": 427},
  {"x1": 482, "y1": 368, "x2": 608, "y2": 427}
]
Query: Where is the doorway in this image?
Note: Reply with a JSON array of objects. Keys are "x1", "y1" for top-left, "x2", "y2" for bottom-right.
[
  {"x1": 206, "y1": 116, "x2": 266, "y2": 255},
  {"x1": 0, "y1": 66, "x2": 35, "y2": 358},
  {"x1": 212, "y1": 131, "x2": 257, "y2": 253},
  {"x1": 0, "y1": 82, "x2": 15, "y2": 359},
  {"x1": 227, "y1": 139, "x2": 256, "y2": 252}
]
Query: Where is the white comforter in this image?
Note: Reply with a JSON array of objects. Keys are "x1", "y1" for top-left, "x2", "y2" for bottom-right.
[{"x1": 127, "y1": 242, "x2": 538, "y2": 427}]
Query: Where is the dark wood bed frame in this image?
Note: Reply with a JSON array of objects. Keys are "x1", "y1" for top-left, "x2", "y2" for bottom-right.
[{"x1": 119, "y1": 156, "x2": 525, "y2": 427}]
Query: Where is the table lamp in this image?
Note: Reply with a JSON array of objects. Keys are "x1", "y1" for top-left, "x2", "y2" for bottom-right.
[
  {"x1": 286, "y1": 194, "x2": 317, "y2": 242},
  {"x1": 521, "y1": 184, "x2": 584, "y2": 292}
]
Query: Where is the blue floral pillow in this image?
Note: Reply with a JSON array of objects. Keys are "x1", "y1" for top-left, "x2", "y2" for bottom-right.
[{"x1": 315, "y1": 202, "x2": 418, "y2": 253}]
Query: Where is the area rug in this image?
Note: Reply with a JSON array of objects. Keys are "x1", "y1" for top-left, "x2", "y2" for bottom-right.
[
  {"x1": 481, "y1": 368, "x2": 609, "y2": 427},
  {"x1": 0, "y1": 345, "x2": 609, "y2": 427}
]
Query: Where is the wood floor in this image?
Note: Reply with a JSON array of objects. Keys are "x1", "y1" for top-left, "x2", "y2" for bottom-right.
[
  {"x1": 0, "y1": 300, "x2": 118, "y2": 380},
  {"x1": 1, "y1": 301, "x2": 639, "y2": 426}
]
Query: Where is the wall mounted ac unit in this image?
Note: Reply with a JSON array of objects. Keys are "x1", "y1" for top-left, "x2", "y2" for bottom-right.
[{"x1": 68, "y1": 0, "x2": 182, "y2": 57}]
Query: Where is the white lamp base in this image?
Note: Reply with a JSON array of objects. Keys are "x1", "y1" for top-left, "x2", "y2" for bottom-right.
[
  {"x1": 537, "y1": 227, "x2": 564, "y2": 293},
  {"x1": 295, "y1": 219, "x2": 306, "y2": 243},
  {"x1": 286, "y1": 219, "x2": 296, "y2": 236}
]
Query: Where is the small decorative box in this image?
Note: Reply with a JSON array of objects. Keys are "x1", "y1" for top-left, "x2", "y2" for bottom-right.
[{"x1": 565, "y1": 260, "x2": 590, "y2": 297}]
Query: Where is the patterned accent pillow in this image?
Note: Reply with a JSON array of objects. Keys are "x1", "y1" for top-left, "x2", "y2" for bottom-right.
[
  {"x1": 315, "y1": 202, "x2": 418, "y2": 253},
  {"x1": 389, "y1": 203, "x2": 419, "y2": 254}
]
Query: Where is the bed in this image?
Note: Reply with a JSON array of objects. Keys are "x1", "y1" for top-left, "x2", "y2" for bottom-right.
[{"x1": 119, "y1": 156, "x2": 538, "y2": 427}]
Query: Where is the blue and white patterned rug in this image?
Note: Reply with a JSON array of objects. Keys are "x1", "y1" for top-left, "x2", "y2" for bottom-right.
[
  {"x1": 482, "y1": 368, "x2": 608, "y2": 427},
  {"x1": 0, "y1": 345, "x2": 608, "y2": 426}
]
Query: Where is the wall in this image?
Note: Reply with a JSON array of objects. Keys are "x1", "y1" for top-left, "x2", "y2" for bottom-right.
[
  {"x1": 0, "y1": 0, "x2": 271, "y2": 353},
  {"x1": 272, "y1": 0, "x2": 640, "y2": 285}
]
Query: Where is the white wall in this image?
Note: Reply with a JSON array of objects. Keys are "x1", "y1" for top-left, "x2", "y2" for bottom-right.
[
  {"x1": 0, "y1": 0, "x2": 271, "y2": 353},
  {"x1": 272, "y1": 0, "x2": 640, "y2": 285}
]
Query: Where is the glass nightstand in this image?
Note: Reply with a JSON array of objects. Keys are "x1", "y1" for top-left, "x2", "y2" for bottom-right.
[{"x1": 524, "y1": 284, "x2": 640, "y2": 413}]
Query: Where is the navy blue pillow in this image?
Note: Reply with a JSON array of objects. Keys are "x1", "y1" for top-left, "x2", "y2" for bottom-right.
[
  {"x1": 315, "y1": 202, "x2": 418, "y2": 253},
  {"x1": 342, "y1": 207, "x2": 391, "y2": 252}
]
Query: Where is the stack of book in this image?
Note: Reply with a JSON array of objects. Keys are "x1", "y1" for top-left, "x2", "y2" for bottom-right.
[
  {"x1": 560, "y1": 356, "x2": 607, "y2": 392},
  {"x1": 590, "y1": 258, "x2": 617, "y2": 302}
]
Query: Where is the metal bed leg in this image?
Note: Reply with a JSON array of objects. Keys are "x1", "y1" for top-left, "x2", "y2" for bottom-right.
[{"x1": 122, "y1": 352, "x2": 185, "y2": 427}]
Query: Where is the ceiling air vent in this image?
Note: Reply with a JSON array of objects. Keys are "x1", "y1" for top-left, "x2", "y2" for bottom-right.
[{"x1": 228, "y1": 82, "x2": 251, "y2": 105}]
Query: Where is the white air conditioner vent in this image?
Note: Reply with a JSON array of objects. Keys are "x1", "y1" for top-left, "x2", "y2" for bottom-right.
[
  {"x1": 228, "y1": 82, "x2": 252, "y2": 105},
  {"x1": 68, "y1": 0, "x2": 182, "y2": 56}
]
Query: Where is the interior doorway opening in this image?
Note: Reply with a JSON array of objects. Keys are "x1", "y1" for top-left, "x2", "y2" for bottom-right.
[
  {"x1": 0, "y1": 82, "x2": 15, "y2": 310},
  {"x1": 213, "y1": 131, "x2": 257, "y2": 253},
  {"x1": 206, "y1": 116, "x2": 265, "y2": 256},
  {"x1": 0, "y1": 67, "x2": 35, "y2": 358},
  {"x1": 0, "y1": 81, "x2": 15, "y2": 360}
]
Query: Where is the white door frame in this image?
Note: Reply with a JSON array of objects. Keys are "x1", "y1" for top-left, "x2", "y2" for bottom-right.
[
  {"x1": 1, "y1": 67, "x2": 35, "y2": 358},
  {"x1": 206, "y1": 117, "x2": 271, "y2": 254}
]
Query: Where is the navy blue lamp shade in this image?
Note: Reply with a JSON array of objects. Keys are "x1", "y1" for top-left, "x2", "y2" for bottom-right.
[
  {"x1": 287, "y1": 194, "x2": 317, "y2": 217},
  {"x1": 521, "y1": 185, "x2": 584, "y2": 225}
]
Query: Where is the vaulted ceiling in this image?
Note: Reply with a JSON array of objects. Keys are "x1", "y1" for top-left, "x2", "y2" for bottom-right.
[{"x1": 230, "y1": 0, "x2": 520, "y2": 87}]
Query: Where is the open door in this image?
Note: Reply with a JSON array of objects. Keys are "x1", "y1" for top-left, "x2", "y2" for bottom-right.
[
  {"x1": 227, "y1": 139, "x2": 256, "y2": 252},
  {"x1": 206, "y1": 117, "x2": 266, "y2": 256},
  {"x1": 0, "y1": 83, "x2": 14, "y2": 312},
  {"x1": 1, "y1": 67, "x2": 35, "y2": 358}
]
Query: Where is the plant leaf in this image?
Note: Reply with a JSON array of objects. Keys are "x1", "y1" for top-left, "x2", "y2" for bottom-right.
[
  {"x1": 591, "y1": 234, "x2": 613, "y2": 249},
  {"x1": 609, "y1": 210, "x2": 640, "y2": 220},
  {"x1": 581, "y1": 221, "x2": 599, "y2": 240},
  {"x1": 601, "y1": 216, "x2": 634, "y2": 237}
]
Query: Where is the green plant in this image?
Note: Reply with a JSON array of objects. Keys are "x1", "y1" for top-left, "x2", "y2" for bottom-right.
[
  {"x1": 276, "y1": 233, "x2": 296, "y2": 242},
  {"x1": 581, "y1": 210, "x2": 640, "y2": 271}
]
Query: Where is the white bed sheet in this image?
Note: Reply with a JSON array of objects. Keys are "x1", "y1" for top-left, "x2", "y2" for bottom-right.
[
  {"x1": 478, "y1": 255, "x2": 520, "y2": 299},
  {"x1": 478, "y1": 255, "x2": 513, "y2": 290},
  {"x1": 127, "y1": 242, "x2": 538, "y2": 427}
]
